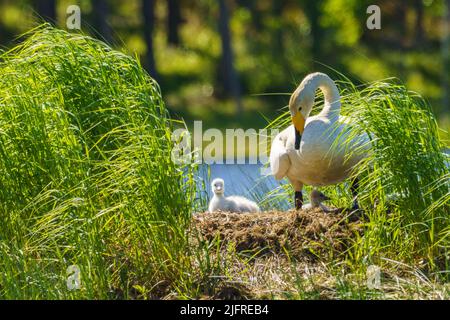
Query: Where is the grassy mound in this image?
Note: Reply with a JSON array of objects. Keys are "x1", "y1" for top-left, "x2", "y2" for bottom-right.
[
  {"x1": 193, "y1": 209, "x2": 362, "y2": 259},
  {"x1": 0, "y1": 25, "x2": 195, "y2": 298}
]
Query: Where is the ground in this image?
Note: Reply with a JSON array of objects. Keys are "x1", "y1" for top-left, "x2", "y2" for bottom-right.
[
  {"x1": 193, "y1": 209, "x2": 362, "y2": 258},
  {"x1": 189, "y1": 209, "x2": 449, "y2": 300}
]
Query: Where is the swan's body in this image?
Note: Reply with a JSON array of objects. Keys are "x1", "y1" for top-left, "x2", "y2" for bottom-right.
[
  {"x1": 271, "y1": 119, "x2": 367, "y2": 186},
  {"x1": 208, "y1": 178, "x2": 260, "y2": 213},
  {"x1": 270, "y1": 72, "x2": 370, "y2": 209},
  {"x1": 302, "y1": 189, "x2": 337, "y2": 213}
]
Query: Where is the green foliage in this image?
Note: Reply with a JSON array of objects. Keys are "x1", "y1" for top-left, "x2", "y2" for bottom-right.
[
  {"x1": 0, "y1": 25, "x2": 196, "y2": 298},
  {"x1": 1, "y1": 1, "x2": 448, "y2": 129},
  {"x1": 320, "y1": 0, "x2": 364, "y2": 46},
  {"x1": 0, "y1": 0, "x2": 448, "y2": 298},
  {"x1": 339, "y1": 78, "x2": 449, "y2": 262}
]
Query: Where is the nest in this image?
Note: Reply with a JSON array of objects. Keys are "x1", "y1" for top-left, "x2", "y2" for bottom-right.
[{"x1": 192, "y1": 209, "x2": 363, "y2": 260}]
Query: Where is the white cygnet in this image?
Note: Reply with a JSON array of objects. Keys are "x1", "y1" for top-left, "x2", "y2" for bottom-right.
[
  {"x1": 208, "y1": 178, "x2": 260, "y2": 213},
  {"x1": 302, "y1": 189, "x2": 336, "y2": 213}
]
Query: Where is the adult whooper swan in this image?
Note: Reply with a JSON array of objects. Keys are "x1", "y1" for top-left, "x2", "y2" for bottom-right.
[{"x1": 270, "y1": 72, "x2": 370, "y2": 210}]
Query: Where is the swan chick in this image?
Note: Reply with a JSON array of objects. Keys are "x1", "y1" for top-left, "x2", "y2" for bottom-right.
[
  {"x1": 208, "y1": 178, "x2": 260, "y2": 213},
  {"x1": 302, "y1": 189, "x2": 337, "y2": 213}
]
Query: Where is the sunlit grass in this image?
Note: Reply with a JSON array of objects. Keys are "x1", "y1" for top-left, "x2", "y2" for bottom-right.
[
  {"x1": 0, "y1": 24, "x2": 448, "y2": 300},
  {"x1": 0, "y1": 25, "x2": 197, "y2": 299}
]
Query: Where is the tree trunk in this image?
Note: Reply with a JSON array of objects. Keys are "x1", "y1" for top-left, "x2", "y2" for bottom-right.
[
  {"x1": 92, "y1": 0, "x2": 113, "y2": 44},
  {"x1": 442, "y1": 0, "x2": 450, "y2": 115},
  {"x1": 35, "y1": 0, "x2": 56, "y2": 23},
  {"x1": 240, "y1": 0, "x2": 262, "y2": 31},
  {"x1": 303, "y1": 0, "x2": 322, "y2": 62},
  {"x1": 218, "y1": 0, "x2": 242, "y2": 114},
  {"x1": 395, "y1": 0, "x2": 408, "y2": 47},
  {"x1": 414, "y1": 0, "x2": 425, "y2": 47},
  {"x1": 142, "y1": 0, "x2": 158, "y2": 79},
  {"x1": 167, "y1": 0, "x2": 182, "y2": 46},
  {"x1": 272, "y1": 1, "x2": 285, "y2": 66},
  {"x1": 272, "y1": 1, "x2": 283, "y2": 48}
]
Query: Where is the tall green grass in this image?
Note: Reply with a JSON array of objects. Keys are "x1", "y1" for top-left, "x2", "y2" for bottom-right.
[
  {"x1": 339, "y1": 79, "x2": 449, "y2": 267},
  {"x1": 0, "y1": 24, "x2": 447, "y2": 299},
  {"x1": 267, "y1": 75, "x2": 449, "y2": 271},
  {"x1": 0, "y1": 25, "x2": 196, "y2": 298}
]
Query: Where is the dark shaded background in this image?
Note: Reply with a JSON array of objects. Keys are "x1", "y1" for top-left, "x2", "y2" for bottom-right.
[{"x1": 0, "y1": 0, "x2": 448, "y2": 137}]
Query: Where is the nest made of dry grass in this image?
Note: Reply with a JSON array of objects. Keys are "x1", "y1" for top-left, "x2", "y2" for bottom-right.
[{"x1": 192, "y1": 209, "x2": 363, "y2": 261}]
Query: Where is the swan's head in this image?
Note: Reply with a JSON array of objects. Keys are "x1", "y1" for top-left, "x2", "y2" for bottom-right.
[
  {"x1": 211, "y1": 178, "x2": 225, "y2": 195},
  {"x1": 310, "y1": 189, "x2": 331, "y2": 206},
  {"x1": 289, "y1": 75, "x2": 317, "y2": 150}
]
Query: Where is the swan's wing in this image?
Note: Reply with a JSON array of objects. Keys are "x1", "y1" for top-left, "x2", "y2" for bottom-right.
[{"x1": 270, "y1": 127, "x2": 291, "y2": 180}]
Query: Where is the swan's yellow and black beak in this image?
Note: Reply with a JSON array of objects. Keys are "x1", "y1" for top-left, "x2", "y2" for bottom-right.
[{"x1": 291, "y1": 113, "x2": 305, "y2": 150}]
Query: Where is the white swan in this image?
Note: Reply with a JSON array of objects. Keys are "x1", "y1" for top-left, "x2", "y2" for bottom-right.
[
  {"x1": 302, "y1": 189, "x2": 337, "y2": 213},
  {"x1": 270, "y1": 72, "x2": 370, "y2": 209},
  {"x1": 208, "y1": 178, "x2": 260, "y2": 213}
]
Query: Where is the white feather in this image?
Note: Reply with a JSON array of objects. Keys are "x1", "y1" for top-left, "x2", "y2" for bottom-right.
[
  {"x1": 208, "y1": 178, "x2": 260, "y2": 213},
  {"x1": 270, "y1": 73, "x2": 371, "y2": 187}
]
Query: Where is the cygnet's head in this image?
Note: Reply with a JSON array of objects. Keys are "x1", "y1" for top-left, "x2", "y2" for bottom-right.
[
  {"x1": 211, "y1": 178, "x2": 225, "y2": 195},
  {"x1": 310, "y1": 189, "x2": 330, "y2": 205}
]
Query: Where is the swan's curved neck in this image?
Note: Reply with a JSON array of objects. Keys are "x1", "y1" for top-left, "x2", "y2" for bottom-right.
[{"x1": 308, "y1": 73, "x2": 341, "y2": 119}]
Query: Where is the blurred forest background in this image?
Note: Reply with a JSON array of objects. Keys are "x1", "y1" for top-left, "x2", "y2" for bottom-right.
[{"x1": 0, "y1": 0, "x2": 449, "y2": 135}]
